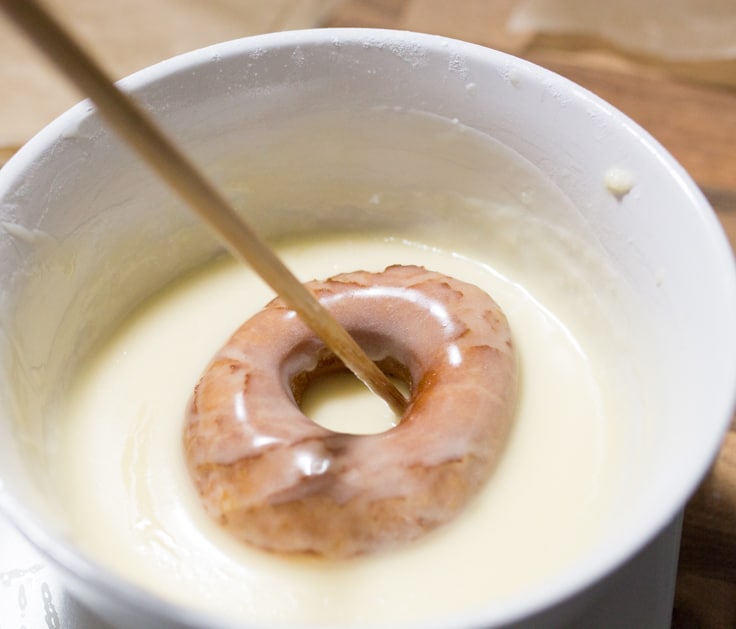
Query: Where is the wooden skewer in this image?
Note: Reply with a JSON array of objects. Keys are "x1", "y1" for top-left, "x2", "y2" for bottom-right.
[{"x1": 0, "y1": 0, "x2": 408, "y2": 416}]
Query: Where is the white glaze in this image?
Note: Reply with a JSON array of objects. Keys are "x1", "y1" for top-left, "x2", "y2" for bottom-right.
[{"x1": 53, "y1": 233, "x2": 636, "y2": 626}]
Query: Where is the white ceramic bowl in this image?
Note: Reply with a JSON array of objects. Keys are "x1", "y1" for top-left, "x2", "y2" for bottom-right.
[{"x1": 0, "y1": 29, "x2": 734, "y2": 628}]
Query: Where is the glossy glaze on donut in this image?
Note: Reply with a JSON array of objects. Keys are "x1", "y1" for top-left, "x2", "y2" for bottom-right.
[{"x1": 183, "y1": 265, "x2": 517, "y2": 558}]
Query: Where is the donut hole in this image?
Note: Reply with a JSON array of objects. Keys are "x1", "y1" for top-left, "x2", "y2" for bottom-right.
[{"x1": 294, "y1": 355, "x2": 412, "y2": 435}]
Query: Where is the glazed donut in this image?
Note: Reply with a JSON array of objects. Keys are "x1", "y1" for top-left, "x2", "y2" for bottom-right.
[{"x1": 183, "y1": 265, "x2": 517, "y2": 558}]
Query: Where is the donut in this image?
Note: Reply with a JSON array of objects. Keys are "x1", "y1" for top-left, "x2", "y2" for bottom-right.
[{"x1": 183, "y1": 264, "x2": 517, "y2": 558}]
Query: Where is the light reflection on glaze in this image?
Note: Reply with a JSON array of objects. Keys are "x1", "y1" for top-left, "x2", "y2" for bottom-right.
[
  {"x1": 320, "y1": 285, "x2": 459, "y2": 337},
  {"x1": 233, "y1": 391, "x2": 247, "y2": 423},
  {"x1": 295, "y1": 451, "x2": 331, "y2": 476},
  {"x1": 446, "y1": 343, "x2": 462, "y2": 366}
]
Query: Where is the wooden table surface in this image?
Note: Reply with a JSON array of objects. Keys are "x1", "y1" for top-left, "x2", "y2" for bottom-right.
[
  {"x1": 1, "y1": 1, "x2": 733, "y2": 627},
  {"x1": 323, "y1": 1, "x2": 736, "y2": 627}
]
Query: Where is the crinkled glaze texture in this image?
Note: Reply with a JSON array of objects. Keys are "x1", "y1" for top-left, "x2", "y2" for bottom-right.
[{"x1": 183, "y1": 265, "x2": 518, "y2": 558}]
